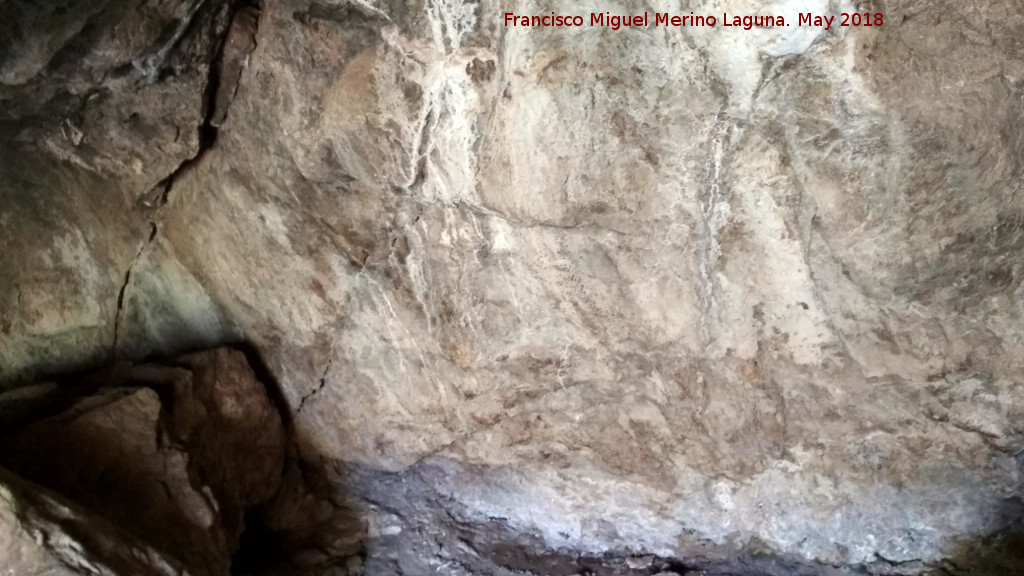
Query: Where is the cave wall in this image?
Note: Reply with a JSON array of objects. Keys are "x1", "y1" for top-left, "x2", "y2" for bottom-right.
[{"x1": 2, "y1": 0, "x2": 1024, "y2": 572}]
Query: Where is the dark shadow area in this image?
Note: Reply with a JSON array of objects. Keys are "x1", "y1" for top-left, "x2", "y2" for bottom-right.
[
  {"x1": 0, "y1": 344, "x2": 365, "y2": 576},
  {"x1": 942, "y1": 509, "x2": 1024, "y2": 576},
  {"x1": 232, "y1": 507, "x2": 287, "y2": 573}
]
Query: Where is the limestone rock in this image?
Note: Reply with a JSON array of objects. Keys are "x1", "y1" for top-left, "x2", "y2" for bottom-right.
[
  {"x1": 1, "y1": 0, "x2": 1024, "y2": 574},
  {"x1": 0, "y1": 476, "x2": 76, "y2": 576},
  {"x1": 0, "y1": 0, "x2": 232, "y2": 384},
  {"x1": 0, "y1": 348, "x2": 289, "y2": 575},
  {"x1": 0, "y1": 466, "x2": 187, "y2": 576}
]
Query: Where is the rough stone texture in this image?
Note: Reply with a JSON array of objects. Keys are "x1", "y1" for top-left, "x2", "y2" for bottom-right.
[
  {"x1": 0, "y1": 477, "x2": 77, "y2": 576},
  {"x1": 0, "y1": 466, "x2": 188, "y2": 576},
  {"x1": 0, "y1": 0, "x2": 234, "y2": 383},
  {"x1": 1, "y1": 0, "x2": 1024, "y2": 574},
  {"x1": 0, "y1": 348, "x2": 290, "y2": 575}
]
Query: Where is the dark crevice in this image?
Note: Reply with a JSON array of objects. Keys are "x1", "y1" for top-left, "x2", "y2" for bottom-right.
[
  {"x1": 116, "y1": 1, "x2": 262, "y2": 361},
  {"x1": 231, "y1": 507, "x2": 285, "y2": 573},
  {"x1": 297, "y1": 359, "x2": 332, "y2": 414},
  {"x1": 144, "y1": 0, "x2": 261, "y2": 214},
  {"x1": 111, "y1": 222, "x2": 158, "y2": 360},
  {"x1": 873, "y1": 552, "x2": 926, "y2": 568},
  {"x1": 230, "y1": 341, "x2": 296, "y2": 432}
]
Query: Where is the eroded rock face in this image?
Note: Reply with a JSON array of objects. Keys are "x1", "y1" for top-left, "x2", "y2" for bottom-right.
[
  {"x1": 0, "y1": 477, "x2": 78, "y2": 576},
  {"x1": 0, "y1": 348, "x2": 294, "y2": 575},
  {"x1": 0, "y1": 465, "x2": 194, "y2": 576},
  {"x1": 1, "y1": 0, "x2": 1024, "y2": 574}
]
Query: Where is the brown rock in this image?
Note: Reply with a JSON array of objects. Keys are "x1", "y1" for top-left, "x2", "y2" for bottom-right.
[
  {"x1": 0, "y1": 347, "x2": 287, "y2": 574},
  {"x1": 0, "y1": 465, "x2": 188, "y2": 576}
]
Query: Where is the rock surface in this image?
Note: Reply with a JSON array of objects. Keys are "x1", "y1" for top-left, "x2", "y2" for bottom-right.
[
  {"x1": 0, "y1": 348, "x2": 295, "y2": 575},
  {"x1": 1, "y1": 0, "x2": 1024, "y2": 574},
  {"x1": 0, "y1": 465, "x2": 190, "y2": 576},
  {"x1": 0, "y1": 475, "x2": 77, "y2": 576}
]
